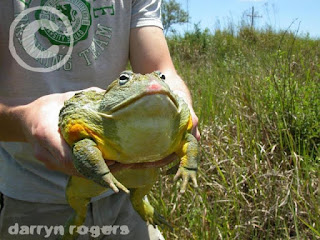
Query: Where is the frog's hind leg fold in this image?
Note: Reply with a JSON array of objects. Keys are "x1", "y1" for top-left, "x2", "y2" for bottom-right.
[
  {"x1": 61, "y1": 192, "x2": 89, "y2": 240},
  {"x1": 72, "y1": 138, "x2": 129, "y2": 193},
  {"x1": 62, "y1": 176, "x2": 106, "y2": 240}
]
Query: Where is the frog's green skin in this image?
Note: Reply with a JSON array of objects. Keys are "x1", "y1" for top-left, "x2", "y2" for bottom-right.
[{"x1": 58, "y1": 71, "x2": 198, "y2": 240}]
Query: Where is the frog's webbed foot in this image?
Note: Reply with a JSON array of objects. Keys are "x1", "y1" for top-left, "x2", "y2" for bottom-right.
[
  {"x1": 73, "y1": 138, "x2": 129, "y2": 193},
  {"x1": 130, "y1": 187, "x2": 173, "y2": 230},
  {"x1": 152, "y1": 208, "x2": 173, "y2": 230},
  {"x1": 175, "y1": 133, "x2": 199, "y2": 193},
  {"x1": 143, "y1": 199, "x2": 173, "y2": 230},
  {"x1": 135, "y1": 197, "x2": 172, "y2": 230}
]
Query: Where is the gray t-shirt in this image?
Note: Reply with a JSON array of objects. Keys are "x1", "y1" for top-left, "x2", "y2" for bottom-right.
[{"x1": 0, "y1": 0, "x2": 163, "y2": 203}]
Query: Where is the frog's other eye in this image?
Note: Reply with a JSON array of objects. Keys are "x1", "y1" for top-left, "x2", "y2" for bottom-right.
[
  {"x1": 119, "y1": 71, "x2": 132, "y2": 85},
  {"x1": 155, "y1": 71, "x2": 166, "y2": 80}
]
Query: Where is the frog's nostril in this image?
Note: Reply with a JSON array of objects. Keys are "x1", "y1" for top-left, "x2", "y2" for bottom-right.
[{"x1": 147, "y1": 81, "x2": 162, "y2": 91}]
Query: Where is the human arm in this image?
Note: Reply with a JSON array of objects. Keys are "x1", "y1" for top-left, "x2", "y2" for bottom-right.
[
  {"x1": 129, "y1": 26, "x2": 200, "y2": 140},
  {"x1": 0, "y1": 93, "x2": 79, "y2": 175},
  {"x1": 0, "y1": 99, "x2": 28, "y2": 142}
]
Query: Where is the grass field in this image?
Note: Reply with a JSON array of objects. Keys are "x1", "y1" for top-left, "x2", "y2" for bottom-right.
[{"x1": 151, "y1": 26, "x2": 320, "y2": 239}]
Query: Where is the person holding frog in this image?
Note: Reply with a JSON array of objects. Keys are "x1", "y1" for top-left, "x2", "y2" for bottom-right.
[{"x1": 0, "y1": 1, "x2": 200, "y2": 239}]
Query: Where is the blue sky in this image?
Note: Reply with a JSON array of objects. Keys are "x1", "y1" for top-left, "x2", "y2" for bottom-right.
[{"x1": 174, "y1": 0, "x2": 320, "y2": 38}]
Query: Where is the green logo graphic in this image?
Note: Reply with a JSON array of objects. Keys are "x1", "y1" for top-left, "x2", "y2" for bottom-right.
[{"x1": 36, "y1": 0, "x2": 91, "y2": 46}]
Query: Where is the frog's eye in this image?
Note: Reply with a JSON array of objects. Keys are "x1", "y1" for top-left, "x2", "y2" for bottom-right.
[
  {"x1": 119, "y1": 71, "x2": 132, "y2": 85},
  {"x1": 155, "y1": 71, "x2": 166, "y2": 80}
]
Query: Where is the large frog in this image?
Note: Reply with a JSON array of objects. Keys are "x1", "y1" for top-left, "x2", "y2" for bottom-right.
[{"x1": 58, "y1": 71, "x2": 199, "y2": 239}]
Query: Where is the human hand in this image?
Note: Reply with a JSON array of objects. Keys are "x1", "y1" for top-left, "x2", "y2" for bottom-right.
[
  {"x1": 188, "y1": 106, "x2": 201, "y2": 141},
  {"x1": 20, "y1": 88, "x2": 104, "y2": 176},
  {"x1": 172, "y1": 90, "x2": 200, "y2": 141}
]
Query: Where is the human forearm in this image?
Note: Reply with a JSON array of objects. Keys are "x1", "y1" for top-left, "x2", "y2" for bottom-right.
[
  {"x1": 0, "y1": 98, "x2": 28, "y2": 142},
  {"x1": 129, "y1": 28, "x2": 193, "y2": 106},
  {"x1": 161, "y1": 71, "x2": 200, "y2": 140},
  {"x1": 160, "y1": 70, "x2": 193, "y2": 106}
]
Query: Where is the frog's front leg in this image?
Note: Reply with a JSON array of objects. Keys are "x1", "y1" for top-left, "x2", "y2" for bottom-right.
[
  {"x1": 174, "y1": 133, "x2": 199, "y2": 193},
  {"x1": 72, "y1": 138, "x2": 129, "y2": 193}
]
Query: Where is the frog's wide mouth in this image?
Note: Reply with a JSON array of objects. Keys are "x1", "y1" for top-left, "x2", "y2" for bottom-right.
[
  {"x1": 108, "y1": 153, "x2": 178, "y2": 173},
  {"x1": 107, "y1": 90, "x2": 179, "y2": 114}
]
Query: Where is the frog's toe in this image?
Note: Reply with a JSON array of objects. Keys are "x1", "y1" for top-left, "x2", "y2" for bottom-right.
[
  {"x1": 102, "y1": 172, "x2": 130, "y2": 194},
  {"x1": 191, "y1": 171, "x2": 198, "y2": 188}
]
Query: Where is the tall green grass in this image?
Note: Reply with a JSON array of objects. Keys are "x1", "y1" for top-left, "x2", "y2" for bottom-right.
[{"x1": 152, "y1": 26, "x2": 320, "y2": 239}]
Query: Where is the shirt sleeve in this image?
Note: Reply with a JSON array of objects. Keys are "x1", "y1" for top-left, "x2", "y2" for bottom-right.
[{"x1": 131, "y1": 0, "x2": 163, "y2": 29}]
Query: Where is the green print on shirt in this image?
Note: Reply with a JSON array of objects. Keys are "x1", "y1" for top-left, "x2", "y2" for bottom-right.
[
  {"x1": 15, "y1": 0, "x2": 115, "y2": 71},
  {"x1": 78, "y1": 24, "x2": 112, "y2": 66},
  {"x1": 35, "y1": 0, "x2": 92, "y2": 46},
  {"x1": 19, "y1": 0, "x2": 32, "y2": 8}
]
